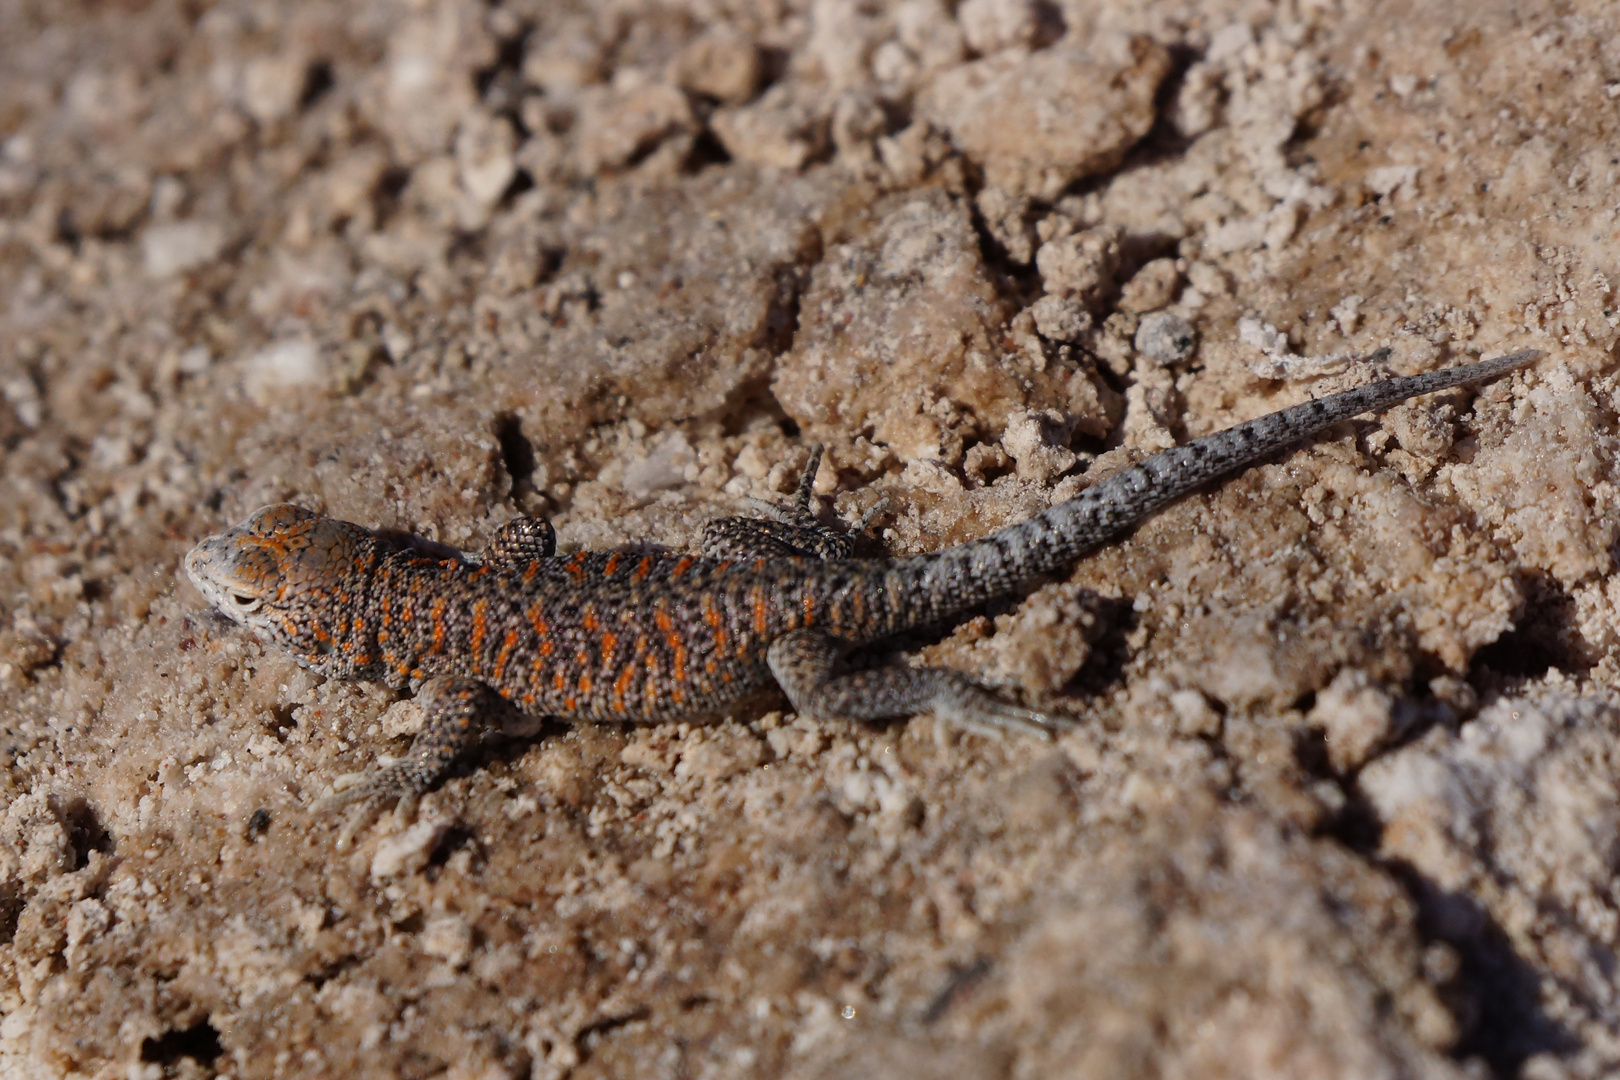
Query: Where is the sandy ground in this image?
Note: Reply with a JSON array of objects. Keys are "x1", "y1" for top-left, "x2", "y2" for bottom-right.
[{"x1": 3, "y1": 0, "x2": 1620, "y2": 1076}]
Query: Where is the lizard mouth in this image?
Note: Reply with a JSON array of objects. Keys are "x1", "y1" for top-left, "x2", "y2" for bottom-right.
[{"x1": 183, "y1": 539, "x2": 244, "y2": 622}]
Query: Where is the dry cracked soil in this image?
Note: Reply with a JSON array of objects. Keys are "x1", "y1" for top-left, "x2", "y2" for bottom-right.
[{"x1": 4, "y1": 0, "x2": 1620, "y2": 1077}]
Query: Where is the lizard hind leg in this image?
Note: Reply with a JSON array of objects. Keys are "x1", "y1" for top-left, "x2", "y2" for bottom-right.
[
  {"x1": 766, "y1": 628, "x2": 1071, "y2": 740},
  {"x1": 703, "y1": 444, "x2": 882, "y2": 561},
  {"x1": 314, "y1": 675, "x2": 498, "y2": 847}
]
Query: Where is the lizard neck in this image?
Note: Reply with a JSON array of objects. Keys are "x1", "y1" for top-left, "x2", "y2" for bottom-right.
[{"x1": 365, "y1": 552, "x2": 487, "y2": 686}]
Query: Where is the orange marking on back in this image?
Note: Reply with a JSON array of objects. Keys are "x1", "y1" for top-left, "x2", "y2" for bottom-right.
[
  {"x1": 527, "y1": 604, "x2": 552, "y2": 658},
  {"x1": 701, "y1": 593, "x2": 721, "y2": 629},
  {"x1": 566, "y1": 552, "x2": 588, "y2": 580},
  {"x1": 670, "y1": 556, "x2": 694, "y2": 580},
  {"x1": 801, "y1": 591, "x2": 815, "y2": 627},
  {"x1": 524, "y1": 560, "x2": 541, "y2": 583},
  {"x1": 614, "y1": 663, "x2": 636, "y2": 703},
  {"x1": 751, "y1": 585, "x2": 768, "y2": 636},
  {"x1": 553, "y1": 670, "x2": 567, "y2": 691},
  {"x1": 564, "y1": 695, "x2": 577, "y2": 711},
  {"x1": 577, "y1": 671, "x2": 593, "y2": 695},
  {"x1": 653, "y1": 607, "x2": 674, "y2": 634},
  {"x1": 644, "y1": 658, "x2": 661, "y2": 711},
  {"x1": 600, "y1": 632, "x2": 618, "y2": 664},
  {"x1": 430, "y1": 598, "x2": 447, "y2": 653},
  {"x1": 470, "y1": 599, "x2": 488, "y2": 656},
  {"x1": 669, "y1": 637, "x2": 688, "y2": 694},
  {"x1": 602, "y1": 552, "x2": 621, "y2": 577},
  {"x1": 632, "y1": 556, "x2": 653, "y2": 582},
  {"x1": 493, "y1": 629, "x2": 520, "y2": 680},
  {"x1": 582, "y1": 607, "x2": 601, "y2": 633}
]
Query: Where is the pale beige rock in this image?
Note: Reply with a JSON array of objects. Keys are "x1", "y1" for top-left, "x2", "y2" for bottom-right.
[
  {"x1": 574, "y1": 80, "x2": 695, "y2": 175},
  {"x1": 981, "y1": 579, "x2": 1094, "y2": 693},
  {"x1": 520, "y1": 15, "x2": 605, "y2": 94},
  {"x1": 380, "y1": 5, "x2": 493, "y2": 160},
  {"x1": 1117, "y1": 257, "x2": 1181, "y2": 314},
  {"x1": 1360, "y1": 689, "x2": 1620, "y2": 1055},
  {"x1": 893, "y1": 0, "x2": 967, "y2": 75},
  {"x1": 673, "y1": 26, "x2": 761, "y2": 104},
  {"x1": 454, "y1": 111, "x2": 517, "y2": 208},
  {"x1": 1000, "y1": 408, "x2": 1077, "y2": 484},
  {"x1": 238, "y1": 51, "x2": 309, "y2": 126},
  {"x1": 711, "y1": 83, "x2": 829, "y2": 170},
  {"x1": 142, "y1": 220, "x2": 226, "y2": 278},
  {"x1": 1035, "y1": 224, "x2": 1121, "y2": 302},
  {"x1": 956, "y1": 0, "x2": 1061, "y2": 55},
  {"x1": 1309, "y1": 668, "x2": 1398, "y2": 772},
  {"x1": 974, "y1": 184, "x2": 1035, "y2": 263},
  {"x1": 773, "y1": 189, "x2": 1107, "y2": 464},
  {"x1": 1027, "y1": 294, "x2": 1091, "y2": 342},
  {"x1": 1450, "y1": 367, "x2": 1619, "y2": 588},
  {"x1": 919, "y1": 35, "x2": 1170, "y2": 200}
]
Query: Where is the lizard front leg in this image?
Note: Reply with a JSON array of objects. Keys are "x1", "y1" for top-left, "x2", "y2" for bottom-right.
[
  {"x1": 482, "y1": 515, "x2": 557, "y2": 565},
  {"x1": 315, "y1": 675, "x2": 499, "y2": 846},
  {"x1": 766, "y1": 628, "x2": 1071, "y2": 740}
]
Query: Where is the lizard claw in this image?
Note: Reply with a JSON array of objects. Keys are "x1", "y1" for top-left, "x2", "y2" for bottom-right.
[
  {"x1": 314, "y1": 766, "x2": 424, "y2": 849},
  {"x1": 930, "y1": 684, "x2": 1075, "y2": 741}
]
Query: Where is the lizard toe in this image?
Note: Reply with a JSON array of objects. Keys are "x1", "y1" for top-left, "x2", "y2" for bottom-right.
[
  {"x1": 314, "y1": 764, "x2": 429, "y2": 847},
  {"x1": 929, "y1": 683, "x2": 1073, "y2": 740}
]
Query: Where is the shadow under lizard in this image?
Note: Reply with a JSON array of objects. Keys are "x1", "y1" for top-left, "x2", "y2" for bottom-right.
[{"x1": 184, "y1": 349, "x2": 1540, "y2": 840}]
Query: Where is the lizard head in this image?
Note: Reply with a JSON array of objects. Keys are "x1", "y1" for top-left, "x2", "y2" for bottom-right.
[{"x1": 185, "y1": 505, "x2": 380, "y2": 672}]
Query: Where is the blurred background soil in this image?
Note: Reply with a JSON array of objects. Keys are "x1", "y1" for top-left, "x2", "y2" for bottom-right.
[{"x1": 3, "y1": 0, "x2": 1620, "y2": 1076}]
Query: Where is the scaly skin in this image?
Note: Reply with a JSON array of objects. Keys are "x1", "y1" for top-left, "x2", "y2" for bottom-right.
[{"x1": 184, "y1": 349, "x2": 1540, "y2": 837}]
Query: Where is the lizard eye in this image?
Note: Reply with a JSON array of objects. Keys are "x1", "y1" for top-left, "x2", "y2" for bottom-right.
[{"x1": 230, "y1": 593, "x2": 263, "y2": 612}]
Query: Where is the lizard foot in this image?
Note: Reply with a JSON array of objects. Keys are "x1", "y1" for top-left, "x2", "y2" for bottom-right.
[
  {"x1": 926, "y1": 681, "x2": 1075, "y2": 741},
  {"x1": 315, "y1": 765, "x2": 427, "y2": 849},
  {"x1": 767, "y1": 628, "x2": 1075, "y2": 740},
  {"x1": 311, "y1": 676, "x2": 496, "y2": 847}
]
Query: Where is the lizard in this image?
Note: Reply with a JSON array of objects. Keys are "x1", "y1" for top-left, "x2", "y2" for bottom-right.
[{"x1": 184, "y1": 348, "x2": 1540, "y2": 839}]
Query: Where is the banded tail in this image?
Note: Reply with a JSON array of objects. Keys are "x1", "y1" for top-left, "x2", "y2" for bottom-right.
[{"x1": 899, "y1": 348, "x2": 1542, "y2": 624}]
